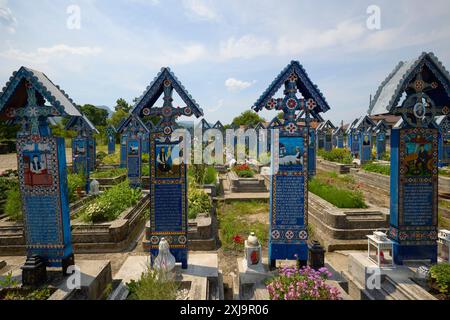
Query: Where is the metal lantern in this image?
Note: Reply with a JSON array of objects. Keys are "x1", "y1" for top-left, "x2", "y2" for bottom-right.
[{"x1": 308, "y1": 240, "x2": 325, "y2": 270}]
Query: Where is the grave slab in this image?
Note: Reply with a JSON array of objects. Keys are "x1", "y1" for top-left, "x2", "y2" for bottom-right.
[{"x1": 343, "y1": 252, "x2": 436, "y2": 300}]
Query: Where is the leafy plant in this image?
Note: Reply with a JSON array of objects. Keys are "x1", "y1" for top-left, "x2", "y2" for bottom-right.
[
  {"x1": 67, "y1": 172, "x2": 86, "y2": 203},
  {"x1": 79, "y1": 180, "x2": 141, "y2": 223},
  {"x1": 309, "y1": 177, "x2": 367, "y2": 209},
  {"x1": 127, "y1": 268, "x2": 178, "y2": 300},
  {"x1": 362, "y1": 162, "x2": 390, "y2": 176},
  {"x1": 233, "y1": 163, "x2": 255, "y2": 178},
  {"x1": 266, "y1": 266, "x2": 341, "y2": 300},
  {"x1": 0, "y1": 272, "x2": 19, "y2": 288},
  {"x1": 101, "y1": 152, "x2": 120, "y2": 165},
  {"x1": 188, "y1": 187, "x2": 211, "y2": 219},
  {"x1": 2, "y1": 287, "x2": 54, "y2": 300},
  {"x1": 4, "y1": 187, "x2": 22, "y2": 221},
  {"x1": 0, "y1": 177, "x2": 18, "y2": 202},
  {"x1": 317, "y1": 148, "x2": 353, "y2": 164},
  {"x1": 203, "y1": 166, "x2": 217, "y2": 185},
  {"x1": 142, "y1": 164, "x2": 150, "y2": 176},
  {"x1": 429, "y1": 263, "x2": 450, "y2": 298}
]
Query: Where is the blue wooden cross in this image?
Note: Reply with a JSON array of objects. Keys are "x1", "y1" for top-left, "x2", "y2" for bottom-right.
[
  {"x1": 12, "y1": 82, "x2": 60, "y2": 136},
  {"x1": 394, "y1": 74, "x2": 448, "y2": 128},
  {"x1": 141, "y1": 79, "x2": 196, "y2": 135},
  {"x1": 261, "y1": 73, "x2": 316, "y2": 133}
]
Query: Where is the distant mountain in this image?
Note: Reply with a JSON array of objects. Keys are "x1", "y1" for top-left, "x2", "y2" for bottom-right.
[{"x1": 97, "y1": 105, "x2": 113, "y2": 118}]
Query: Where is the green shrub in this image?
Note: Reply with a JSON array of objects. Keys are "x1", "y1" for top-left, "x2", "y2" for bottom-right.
[
  {"x1": 96, "y1": 151, "x2": 107, "y2": 162},
  {"x1": 101, "y1": 152, "x2": 120, "y2": 165},
  {"x1": 142, "y1": 164, "x2": 150, "y2": 176},
  {"x1": 91, "y1": 168, "x2": 126, "y2": 179},
  {"x1": 309, "y1": 178, "x2": 367, "y2": 209},
  {"x1": 79, "y1": 181, "x2": 141, "y2": 223},
  {"x1": 0, "y1": 177, "x2": 18, "y2": 202},
  {"x1": 204, "y1": 166, "x2": 217, "y2": 185},
  {"x1": 142, "y1": 153, "x2": 149, "y2": 163},
  {"x1": 127, "y1": 268, "x2": 178, "y2": 300},
  {"x1": 429, "y1": 263, "x2": 450, "y2": 298},
  {"x1": 188, "y1": 164, "x2": 207, "y2": 185},
  {"x1": 362, "y1": 162, "x2": 390, "y2": 176},
  {"x1": 4, "y1": 188, "x2": 22, "y2": 221},
  {"x1": 67, "y1": 173, "x2": 85, "y2": 203},
  {"x1": 318, "y1": 148, "x2": 353, "y2": 164},
  {"x1": 188, "y1": 187, "x2": 211, "y2": 219},
  {"x1": 233, "y1": 164, "x2": 255, "y2": 178}
]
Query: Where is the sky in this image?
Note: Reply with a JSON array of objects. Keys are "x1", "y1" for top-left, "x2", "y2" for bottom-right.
[{"x1": 0, "y1": 0, "x2": 449, "y2": 126}]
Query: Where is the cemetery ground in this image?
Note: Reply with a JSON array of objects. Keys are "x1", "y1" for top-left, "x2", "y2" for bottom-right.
[{"x1": 1, "y1": 148, "x2": 450, "y2": 300}]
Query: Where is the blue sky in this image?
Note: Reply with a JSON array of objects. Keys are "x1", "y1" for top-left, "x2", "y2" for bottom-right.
[{"x1": 1, "y1": 0, "x2": 449, "y2": 125}]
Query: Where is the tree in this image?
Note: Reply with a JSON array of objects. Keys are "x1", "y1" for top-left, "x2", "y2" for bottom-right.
[
  {"x1": 115, "y1": 98, "x2": 132, "y2": 113},
  {"x1": 109, "y1": 108, "x2": 129, "y2": 129},
  {"x1": 80, "y1": 104, "x2": 108, "y2": 127},
  {"x1": 231, "y1": 110, "x2": 265, "y2": 128}
]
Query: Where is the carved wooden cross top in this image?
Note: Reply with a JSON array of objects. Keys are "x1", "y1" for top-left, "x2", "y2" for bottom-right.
[
  {"x1": 394, "y1": 73, "x2": 449, "y2": 128},
  {"x1": 141, "y1": 79, "x2": 194, "y2": 136},
  {"x1": 8, "y1": 82, "x2": 60, "y2": 136},
  {"x1": 262, "y1": 73, "x2": 316, "y2": 134}
]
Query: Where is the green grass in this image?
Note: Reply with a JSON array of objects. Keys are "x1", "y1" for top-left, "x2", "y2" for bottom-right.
[
  {"x1": 362, "y1": 162, "x2": 391, "y2": 176},
  {"x1": 217, "y1": 200, "x2": 269, "y2": 251},
  {"x1": 310, "y1": 171, "x2": 367, "y2": 209},
  {"x1": 91, "y1": 168, "x2": 126, "y2": 179},
  {"x1": 317, "y1": 148, "x2": 353, "y2": 164}
]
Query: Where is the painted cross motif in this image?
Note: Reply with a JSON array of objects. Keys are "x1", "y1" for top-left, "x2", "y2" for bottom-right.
[
  {"x1": 141, "y1": 79, "x2": 193, "y2": 135},
  {"x1": 394, "y1": 73, "x2": 448, "y2": 128},
  {"x1": 6, "y1": 82, "x2": 60, "y2": 136},
  {"x1": 262, "y1": 73, "x2": 316, "y2": 133}
]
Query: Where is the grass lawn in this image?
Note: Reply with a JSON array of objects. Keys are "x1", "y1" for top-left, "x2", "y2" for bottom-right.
[
  {"x1": 217, "y1": 200, "x2": 269, "y2": 252},
  {"x1": 310, "y1": 171, "x2": 367, "y2": 208},
  {"x1": 91, "y1": 168, "x2": 127, "y2": 179},
  {"x1": 361, "y1": 162, "x2": 390, "y2": 176}
]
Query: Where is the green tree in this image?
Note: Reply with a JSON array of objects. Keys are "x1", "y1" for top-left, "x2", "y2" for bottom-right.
[
  {"x1": 115, "y1": 98, "x2": 132, "y2": 113},
  {"x1": 109, "y1": 108, "x2": 129, "y2": 129},
  {"x1": 231, "y1": 110, "x2": 265, "y2": 127},
  {"x1": 80, "y1": 104, "x2": 108, "y2": 127}
]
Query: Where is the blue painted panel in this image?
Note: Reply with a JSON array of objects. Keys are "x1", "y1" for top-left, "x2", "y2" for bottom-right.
[
  {"x1": 120, "y1": 134, "x2": 128, "y2": 168},
  {"x1": 359, "y1": 132, "x2": 372, "y2": 163},
  {"x1": 17, "y1": 136, "x2": 73, "y2": 268},
  {"x1": 308, "y1": 129, "x2": 316, "y2": 177},
  {"x1": 269, "y1": 131, "x2": 308, "y2": 262},
  {"x1": 127, "y1": 138, "x2": 141, "y2": 188},
  {"x1": 108, "y1": 133, "x2": 115, "y2": 155},
  {"x1": 388, "y1": 128, "x2": 438, "y2": 264}
]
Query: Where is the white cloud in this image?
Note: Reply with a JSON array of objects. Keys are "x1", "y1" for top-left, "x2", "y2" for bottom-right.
[
  {"x1": 182, "y1": 0, "x2": 218, "y2": 21},
  {"x1": 145, "y1": 43, "x2": 207, "y2": 66},
  {"x1": 225, "y1": 78, "x2": 254, "y2": 92},
  {"x1": 276, "y1": 20, "x2": 365, "y2": 55},
  {"x1": 0, "y1": 3, "x2": 17, "y2": 33},
  {"x1": 219, "y1": 35, "x2": 272, "y2": 60},
  {"x1": 0, "y1": 44, "x2": 103, "y2": 65}
]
